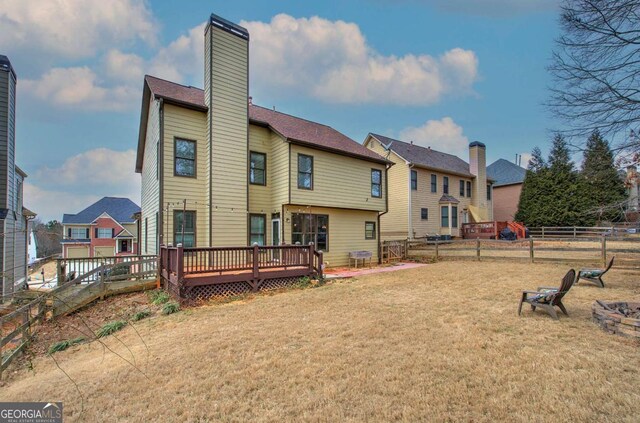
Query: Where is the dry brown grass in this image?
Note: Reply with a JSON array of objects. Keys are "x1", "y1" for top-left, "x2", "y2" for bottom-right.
[{"x1": 2, "y1": 262, "x2": 639, "y2": 422}]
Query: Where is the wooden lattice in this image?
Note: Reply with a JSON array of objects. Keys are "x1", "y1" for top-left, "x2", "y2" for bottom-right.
[
  {"x1": 182, "y1": 277, "x2": 300, "y2": 300},
  {"x1": 260, "y1": 277, "x2": 299, "y2": 291}
]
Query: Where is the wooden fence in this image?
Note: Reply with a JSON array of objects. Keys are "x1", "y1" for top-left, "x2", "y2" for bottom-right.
[
  {"x1": 407, "y1": 237, "x2": 640, "y2": 268},
  {"x1": 57, "y1": 255, "x2": 157, "y2": 283},
  {"x1": 381, "y1": 240, "x2": 407, "y2": 263},
  {"x1": 527, "y1": 226, "x2": 639, "y2": 238},
  {"x1": 1, "y1": 295, "x2": 47, "y2": 378}
]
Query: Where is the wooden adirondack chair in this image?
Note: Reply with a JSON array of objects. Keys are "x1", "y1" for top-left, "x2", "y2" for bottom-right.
[
  {"x1": 518, "y1": 269, "x2": 576, "y2": 320},
  {"x1": 577, "y1": 256, "x2": 614, "y2": 288}
]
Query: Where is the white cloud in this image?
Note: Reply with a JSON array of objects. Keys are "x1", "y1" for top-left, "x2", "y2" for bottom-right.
[
  {"x1": 104, "y1": 50, "x2": 145, "y2": 84},
  {"x1": 242, "y1": 14, "x2": 479, "y2": 105},
  {"x1": 24, "y1": 183, "x2": 101, "y2": 223},
  {"x1": 21, "y1": 67, "x2": 139, "y2": 112},
  {"x1": 399, "y1": 117, "x2": 469, "y2": 156},
  {"x1": 427, "y1": 0, "x2": 558, "y2": 16},
  {"x1": 0, "y1": 0, "x2": 157, "y2": 60},
  {"x1": 147, "y1": 23, "x2": 206, "y2": 84},
  {"x1": 27, "y1": 148, "x2": 141, "y2": 221}
]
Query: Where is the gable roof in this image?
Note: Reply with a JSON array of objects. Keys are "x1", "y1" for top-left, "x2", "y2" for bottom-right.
[
  {"x1": 62, "y1": 197, "x2": 140, "y2": 225},
  {"x1": 136, "y1": 75, "x2": 390, "y2": 171},
  {"x1": 487, "y1": 159, "x2": 526, "y2": 187},
  {"x1": 368, "y1": 133, "x2": 474, "y2": 178}
]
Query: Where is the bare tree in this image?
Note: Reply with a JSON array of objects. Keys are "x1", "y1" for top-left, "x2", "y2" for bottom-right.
[{"x1": 548, "y1": 0, "x2": 640, "y2": 164}]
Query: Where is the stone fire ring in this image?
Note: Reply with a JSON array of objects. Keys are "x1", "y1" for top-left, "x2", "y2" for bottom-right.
[{"x1": 592, "y1": 301, "x2": 640, "y2": 339}]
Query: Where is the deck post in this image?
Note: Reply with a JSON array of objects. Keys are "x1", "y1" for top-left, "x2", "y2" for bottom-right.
[
  {"x1": 476, "y1": 237, "x2": 480, "y2": 261},
  {"x1": 177, "y1": 244, "x2": 184, "y2": 281},
  {"x1": 308, "y1": 243, "x2": 315, "y2": 274},
  {"x1": 56, "y1": 260, "x2": 66, "y2": 285},
  {"x1": 318, "y1": 251, "x2": 324, "y2": 279},
  {"x1": 252, "y1": 243, "x2": 260, "y2": 281}
]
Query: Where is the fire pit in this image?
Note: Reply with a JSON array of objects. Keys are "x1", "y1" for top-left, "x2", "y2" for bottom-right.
[{"x1": 592, "y1": 301, "x2": 640, "y2": 339}]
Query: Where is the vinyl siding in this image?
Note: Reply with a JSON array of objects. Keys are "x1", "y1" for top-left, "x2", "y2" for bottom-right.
[
  {"x1": 206, "y1": 25, "x2": 248, "y2": 246},
  {"x1": 283, "y1": 205, "x2": 379, "y2": 267},
  {"x1": 289, "y1": 144, "x2": 386, "y2": 212},
  {"x1": 270, "y1": 132, "x2": 289, "y2": 209},
  {"x1": 122, "y1": 223, "x2": 138, "y2": 240},
  {"x1": 410, "y1": 169, "x2": 474, "y2": 237},
  {"x1": 140, "y1": 98, "x2": 160, "y2": 254},
  {"x1": 163, "y1": 104, "x2": 208, "y2": 247},
  {"x1": 366, "y1": 137, "x2": 409, "y2": 240}
]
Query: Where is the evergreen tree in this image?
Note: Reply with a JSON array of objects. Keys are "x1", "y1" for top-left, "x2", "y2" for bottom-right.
[
  {"x1": 580, "y1": 130, "x2": 627, "y2": 223},
  {"x1": 527, "y1": 146, "x2": 546, "y2": 172}
]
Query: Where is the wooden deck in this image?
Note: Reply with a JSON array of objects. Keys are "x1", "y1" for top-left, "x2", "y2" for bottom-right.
[{"x1": 160, "y1": 244, "x2": 323, "y2": 299}]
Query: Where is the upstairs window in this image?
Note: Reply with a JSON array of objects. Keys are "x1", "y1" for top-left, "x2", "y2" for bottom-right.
[
  {"x1": 421, "y1": 208, "x2": 428, "y2": 220},
  {"x1": 96, "y1": 228, "x2": 112, "y2": 239},
  {"x1": 371, "y1": 169, "x2": 382, "y2": 198},
  {"x1": 175, "y1": 139, "x2": 196, "y2": 177},
  {"x1": 298, "y1": 154, "x2": 313, "y2": 189},
  {"x1": 411, "y1": 170, "x2": 418, "y2": 190},
  {"x1": 250, "y1": 151, "x2": 266, "y2": 185},
  {"x1": 431, "y1": 174, "x2": 437, "y2": 193},
  {"x1": 466, "y1": 181, "x2": 472, "y2": 198},
  {"x1": 174, "y1": 210, "x2": 196, "y2": 247},
  {"x1": 443, "y1": 176, "x2": 449, "y2": 195},
  {"x1": 459, "y1": 180, "x2": 465, "y2": 197},
  {"x1": 70, "y1": 227, "x2": 88, "y2": 239}
]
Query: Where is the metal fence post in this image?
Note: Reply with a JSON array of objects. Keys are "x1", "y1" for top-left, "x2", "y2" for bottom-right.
[
  {"x1": 476, "y1": 237, "x2": 481, "y2": 261},
  {"x1": 434, "y1": 238, "x2": 439, "y2": 262}
]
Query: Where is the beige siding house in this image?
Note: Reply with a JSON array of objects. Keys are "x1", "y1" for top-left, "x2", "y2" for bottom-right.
[
  {"x1": 135, "y1": 14, "x2": 391, "y2": 267},
  {"x1": 364, "y1": 134, "x2": 493, "y2": 240}
]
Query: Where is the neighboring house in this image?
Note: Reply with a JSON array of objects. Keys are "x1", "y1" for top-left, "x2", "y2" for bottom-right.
[
  {"x1": 28, "y1": 228, "x2": 38, "y2": 266},
  {"x1": 0, "y1": 55, "x2": 36, "y2": 300},
  {"x1": 135, "y1": 14, "x2": 391, "y2": 267},
  {"x1": 364, "y1": 134, "x2": 493, "y2": 239},
  {"x1": 486, "y1": 158, "x2": 526, "y2": 222},
  {"x1": 61, "y1": 197, "x2": 141, "y2": 258},
  {"x1": 625, "y1": 165, "x2": 639, "y2": 220}
]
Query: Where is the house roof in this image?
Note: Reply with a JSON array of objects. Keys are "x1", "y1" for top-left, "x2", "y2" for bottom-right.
[
  {"x1": 136, "y1": 75, "x2": 390, "y2": 171},
  {"x1": 369, "y1": 133, "x2": 475, "y2": 178},
  {"x1": 487, "y1": 159, "x2": 526, "y2": 187},
  {"x1": 62, "y1": 197, "x2": 140, "y2": 225},
  {"x1": 0, "y1": 55, "x2": 16, "y2": 78},
  {"x1": 439, "y1": 195, "x2": 460, "y2": 204}
]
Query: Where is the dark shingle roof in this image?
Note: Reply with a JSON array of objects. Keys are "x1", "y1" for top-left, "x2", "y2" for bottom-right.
[
  {"x1": 142, "y1": 75, "x2": 389, "y2": 164},
  {"x1": 439, "y1": 195, "x2": 460, "y2": 204},
  {"x1": 370, "y1": 133, "x2": 474, "y2": 177},
  {"x1": 62, "y1": 197, "x2": 140, "y2": 225},
  {"x1": 487, "y1": 159, "x2": 526, "y2": 187}
]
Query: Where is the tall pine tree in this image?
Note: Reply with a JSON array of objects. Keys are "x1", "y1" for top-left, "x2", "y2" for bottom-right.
[
  {"x1": 581, "y1": 130, "x2": 627, "y2": 223},
  {"x1": 516, "y1": 147, "x2": 551, "y2": 225}
]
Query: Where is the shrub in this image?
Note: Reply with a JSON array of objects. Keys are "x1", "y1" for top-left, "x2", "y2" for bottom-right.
[
  {"x1": 109, "y1": 264, "x2": 130, "y2": 277},
  {"x1": 131, "y1": 310, "x2": 152, "y2": 322},
  {"x1": 96, "y1": 320, "x2": 127, "y2": 338},
  {"x1": 149, "y1": 290, "x2": 170, "y2": 305},
  {"x1": 48, "y1": 337, "x2": 85, "y2": 354},
  {"x1": 162, "y1": 302, "x2": 180, "y2": 315}
]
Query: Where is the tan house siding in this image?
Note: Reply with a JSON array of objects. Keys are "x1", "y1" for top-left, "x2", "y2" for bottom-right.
[
  {"x1": 162, "y1": 104, "x2": 208, "y2": 247},
  {"x1": 289, "y1": 144, "x2": 386, "y2": 212},
  {"x1": 492, "y1": 184, "x2": 520, "y2": 221},
  {"x1": 140, "y1": 98, "x2": 160, "y2": 254},
  {"x1": 248, "y1": 124, "x2": 274, "y2": 244},
  {"x1": 206, "y1": 24, "x2": 248, "y2": 247},
  {"x1": 410, "y1": 169, "x2": 474, "y2": 238},
  {"x1": 365, "y1": 137, "x2": 408, "y2": 240},
  {"x1": 270, "y1": 132, "x2": 289, "y2": 210},
  {"x1": 283, "y1": 205, "x2": 379, "y2": 267}
]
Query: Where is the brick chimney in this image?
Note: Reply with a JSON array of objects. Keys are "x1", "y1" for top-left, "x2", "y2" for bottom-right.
[
  {"x1": 204, "y1": 14, "x2": 249, "y2": 246},
  {"x1": 469, "y1": 141, "x2": 490, "y2": 220}
]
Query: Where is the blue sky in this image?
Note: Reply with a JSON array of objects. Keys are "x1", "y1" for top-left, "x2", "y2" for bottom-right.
[{"x1": 0, "y1": 0, "x2": 561, "y2": 221}]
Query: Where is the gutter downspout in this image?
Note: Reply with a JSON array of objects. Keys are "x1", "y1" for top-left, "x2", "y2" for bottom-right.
[
  {"x1": 377, "y1": 162, "x2": 390, "y2": 264},
  {"x1": 408, "y1": 163, "x2": 414, "y2": 240},
  {"x1": 158, "y1": 98, "x2": 164, "y2": 249}
]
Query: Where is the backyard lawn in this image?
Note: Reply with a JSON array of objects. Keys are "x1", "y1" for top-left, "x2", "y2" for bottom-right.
[{"x1": 1, "y1": 261, "x2": 639, "y2": 422}]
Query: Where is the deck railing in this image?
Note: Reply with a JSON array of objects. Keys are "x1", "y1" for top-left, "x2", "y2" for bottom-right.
[{"x1": 160, "y1": 243, "x2": 324, "y2": 282}]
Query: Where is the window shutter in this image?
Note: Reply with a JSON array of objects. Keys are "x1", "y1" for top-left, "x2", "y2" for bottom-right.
[
  {"x1": 68, "y1": 228, "x2": 71, "y2": 238},
  {"x1": 86, "y1": 228, "x2": 90, "y2": 239},
  {"x1": 95, "y1": 228, "x2": 98, "y2": 238},
  {"x1": 112, "y1": 228, "x2": 115, "y2": 238}
]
